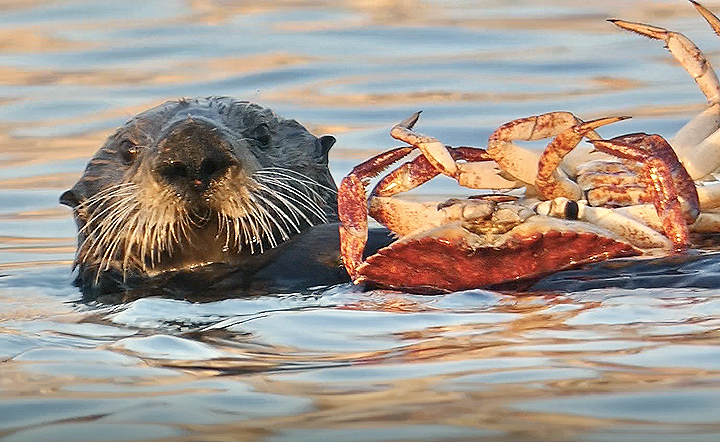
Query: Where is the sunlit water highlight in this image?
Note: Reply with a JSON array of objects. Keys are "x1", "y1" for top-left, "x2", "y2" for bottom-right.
[{"x1": 2, "y1": 1, "x2": 720, "y2": 441}]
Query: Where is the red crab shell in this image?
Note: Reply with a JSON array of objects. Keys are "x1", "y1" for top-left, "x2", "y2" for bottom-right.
[{"x1": 354, "y1": 216, "x2": 640, "y2": 293}]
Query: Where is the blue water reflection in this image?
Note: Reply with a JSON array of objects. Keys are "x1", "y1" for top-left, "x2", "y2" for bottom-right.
[{"x1": 2, "y1": 1, "x2": 720, "y2": 441}]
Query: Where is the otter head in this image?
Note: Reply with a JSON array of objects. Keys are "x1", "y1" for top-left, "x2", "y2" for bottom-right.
[{"x1": 61, "y1": 97, "x2": 337, "y2": 284}]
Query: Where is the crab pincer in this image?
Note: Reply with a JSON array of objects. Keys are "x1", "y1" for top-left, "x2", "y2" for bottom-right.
[
  {"x1": 535, "y1": 115, "x2": 631, "y2": 200},
  {"x1": 589, "y1": 135, "x2": 699, "y2": 251},
  {"x1": 338, "y1": 146, "x2": 414, "y2": 278}
]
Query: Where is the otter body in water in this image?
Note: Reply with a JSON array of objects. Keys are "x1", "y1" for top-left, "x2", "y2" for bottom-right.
[{"x1": 62, "y1": 97, "x2": 378, "y2": 300}]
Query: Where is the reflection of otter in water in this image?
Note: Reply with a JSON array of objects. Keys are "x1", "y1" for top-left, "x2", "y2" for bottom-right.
[{"x1": 62, "y1": 97, "x2": 384, "y2": 300}]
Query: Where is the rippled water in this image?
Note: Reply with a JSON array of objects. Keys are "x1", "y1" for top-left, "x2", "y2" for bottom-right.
[{"x1": 2, "y1": 1, "x2": 720, "y2": 441}]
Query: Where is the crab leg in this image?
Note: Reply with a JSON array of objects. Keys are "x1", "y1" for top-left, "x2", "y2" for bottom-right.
[
  {"x1": 338, "y1": 146, "x2": 414, "y2": 278},
  {"x1": 692, "y1": 0, "x2": 720, "y2": 35},
  {"x1": 487, "y1": 112, "x2": 576, "y2": 185},
  {"x1": 369, "y1": 147, "x2": 501, "y2": 236},
  {"x1": 589, "y1": 136, "x2": 694, "y2": 251},
  {"x1": 390, "y1": 112, "x2": 521, "y2": 190},
  {"x1": 485, "y1": 111, "x2": 615, "y2": 187},
  {"x1": 370, "y1": 146, "x2": 490, "y2": 197},
  {"x1": 696, "y1": 180, "x2": 720, "y2": 210},
  {"x1": 610, "y1": 133, "x2": 700, "y2": 222},
  {"x1": 610, "y1": 8, "x2": 720, "y2": 179},
  {"x1": 537, "y1": 198, "x2": 674, "y2": 250},
  {"x1": 610, "y1": 16, "x2": 720, "y2": 104},
  {"x1": 536, "y1": 116, "x2": 630, "y2": 200},
  {"x1": 390, "y1": 112, "x2": 458, "y2": 177}
]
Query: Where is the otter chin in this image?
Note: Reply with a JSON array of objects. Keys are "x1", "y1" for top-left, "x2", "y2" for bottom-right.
[{"x1": 61, "y1": 97, "x2": 369, "y2": 300}]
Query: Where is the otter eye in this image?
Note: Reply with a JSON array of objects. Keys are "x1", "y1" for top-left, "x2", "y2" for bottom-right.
[{"x1": 119, "y1": 139, "x2": 138, "y2": 165}]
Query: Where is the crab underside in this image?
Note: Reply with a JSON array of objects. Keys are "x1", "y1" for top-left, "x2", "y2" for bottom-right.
[{"x1": 356, "y1": 217, "x2": 639, "y2": 293}]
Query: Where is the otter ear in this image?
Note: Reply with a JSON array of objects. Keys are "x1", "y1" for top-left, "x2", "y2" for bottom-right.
[
  {"x1": 318, "y1": 135, "x2": 336, "y2": 157},
  {"x1": 59, "y1": 188, "x2": 82, "y2": 208}
]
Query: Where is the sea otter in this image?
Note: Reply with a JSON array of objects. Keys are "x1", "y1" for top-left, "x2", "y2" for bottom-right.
[{"x1": 61, "y1": 97, "x2": 391, "y2": 301}]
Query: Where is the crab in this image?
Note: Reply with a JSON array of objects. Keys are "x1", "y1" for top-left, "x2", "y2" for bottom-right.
[
  {"x1": 337, "y1": 1, "x2": 720, "y2": 293},
  {"x1": 338, "y1": 112, "x2": 696, "y2": 293}
]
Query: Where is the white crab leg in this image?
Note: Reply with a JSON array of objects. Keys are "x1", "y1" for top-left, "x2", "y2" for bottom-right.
[
  {"x1": 368, "y1": 196, "x2": 496, "y2": 237},
  {"x1": 696, "y1": 180, "x2": 720, "y2": 210},
  {"x1": 486, "y1": 112, "x2": 579, "y2": 185},
  {"x1": 609, "y1": 18, "x2": 720, "y2": 104},
  {"x1": 390, "y1": 111, "x2": 458, "y2": 177},
  {"x1": 671, "y1": 104, "x2": 720, "y2": 162},
  {"x1": 389, "y1": 112, "x2": 521, "y2": 190},
  {"x1": 692, "y1": 0, "x2": 720, "y2": 37},
  {"x1": 678, "y1": 126, "x2": 720, "y2": 179},
  {"x1": 537, "y1": 198, "x2": 673, "y2": 250},
  {"x1": 692, "y1": 212, "x2": 720, "y2": 232},
  {"x1": 455, "y1": 161, "x2": 522, "y2": 189},
  {"x1": 611, "y1": 13, "x2": 720, "y2": 179},
  {"x1": 368, "y1": 197, "x2": 447, "y2": 237}
]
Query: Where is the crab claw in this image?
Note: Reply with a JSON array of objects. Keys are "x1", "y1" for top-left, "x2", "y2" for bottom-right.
[
  {"x1": 589, "y1": 135, "x2": 697, "y2": 251},
  {"x1": 536, "y1": 115, "x2": 630, "y2": 200},
  {"x1": 609, "y1": 17, "x2": 720, "y2": 104},
  {"x1": 691, "y1": 0, "x2": 720, "y2": 37},
  {"x1": 390, "y1": 111, "x2": 459, "y2": 178},
  {"x1": 338, "y1": 146, "x2": 414, "y2": 279}
]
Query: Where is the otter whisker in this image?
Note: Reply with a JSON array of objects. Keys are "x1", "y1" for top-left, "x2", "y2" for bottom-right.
[
  {"x1": 176, "y1": 210, "x2": 191, "y2": 254},
  {"x1": 256, "y1": 184, "x2": 303, "y2": 231},
  {"x1": 256, "y1": 174, "x2": 325, "y2": 205},
  {"x1": 80, "y1": 187, "x2": 138, "y2": 233},
  {"x1": 81, "y1": 200, "x2": 136, "y2": 243},
  {"x1": 247, "y1": 202, "x2": 268, "y2": 252},
  {"x1": 254, "y1": 176, "x2": 331, "y2": 215},
  {"x1": 160, "y1": 202, "x2": 181, "y2": 260},
  {"x1": 79, "y1": 190, "x2": 139, "y2": 263},
  {"x1": 166, "y1": 215, "x2": 181, "y2": 257},
  {"x1": 218, "y1": 211, "x2": 231, "y2": 250},
  {"x1": 81, "y1": 196, "x2": 139, "y2": 266},
  {"x1": 256, "y1": 178, "x2": 327, "y2": 223},
  {"x1": 81, "y1": 182, "x2": 137, "y2": 206},
  {"x1": 81, "y1": 189, "x2": 135, "y2": 213},
  {"x1": 247, "y1": 193, "x2": 271, "y2": 252},
  {"x1": 108, "y1": 205, "x2": 141, "y2": 267},
  {"x1": 80, "y1": 188, "x2": 137, "y2": 224},
  {"x1": 256, "y1": 205, "x2": 279, "y2": 249},
  {"x1": 260, "y1": 178, "x2": 328, "y2": 224},
  {"x1": 147, "y1": 219, "x2": 157, "y2": 270},
  {"x1": 254, "y1": 170, "x2": 330, "y2": 197},
  {"x1": 94, "y1": 202, "x2": 140, "y2": 279},
  {"x1": 253, "y1": 192, "x2": 296, "y2": 241},
  {"x1": 248, "y1": 194, "x2": 275, "y2": 251},
  {"x1": 254, "y1": 171, "x2": 332, "y2": 221},
  {"x1": 255, "y1": 175, "x2": 321, "y2": 209},
  {"x1": 222, "y1": 194, "x2": 252, "y2": 253},
  {"x1": 226, "y1": 199, "x2": 247, "y2": 253},
  {"x1": 121, "y1": 211, "x2": 142, "y2": 275},
  {"x1": 240, "y1": 206, "x2": 260, "y2": 253},
  {"x1": 257, "y1": 167, "x2": 338, "y2": 194}
]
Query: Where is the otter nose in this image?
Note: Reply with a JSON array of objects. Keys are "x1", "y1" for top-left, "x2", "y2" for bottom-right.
[{"x1": 155, "y1": 119, "x2": 236, "y2": 194}]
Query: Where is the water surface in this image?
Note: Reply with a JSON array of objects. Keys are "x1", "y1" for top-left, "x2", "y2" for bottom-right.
[{"x1": 2, "y1": 1, "x2": 720, "y2": 441}]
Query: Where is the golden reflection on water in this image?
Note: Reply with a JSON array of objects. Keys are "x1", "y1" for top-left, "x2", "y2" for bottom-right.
[
  {"x1": 0, "y1": 287, "x2": 719, "y2": 440},
  {"x1": 1, "y1": 1, "x2": 720, "y2": 441}
]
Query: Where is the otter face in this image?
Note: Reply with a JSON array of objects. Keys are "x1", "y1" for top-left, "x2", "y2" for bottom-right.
[{"x1": 61, "y1": 97, "x2": 337, "y2": 282}]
